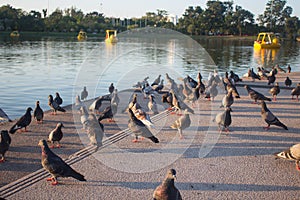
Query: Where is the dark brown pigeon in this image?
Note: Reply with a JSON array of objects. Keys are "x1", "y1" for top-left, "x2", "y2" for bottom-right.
[
  {"x1": 48, "y1": 95, "x2": 65, "y2": 115},
  {"x1": 81, "y1": 86, "x2": 88, "y2": 100},
  {"x1": 269, "y1": 82, "x2": 280, "y2": 101},
  {"x1": 261, "y1": 101, "x2": 288, "y2": 130},
  {"x1": 153, "y1": 169, "x2": 182, "y2": 200},
  {"x1": 38, "y1": 139, "x2": 86, "y2": 185},
  {"x1": 33, "y1": 100, "x2": 44, "y2": 124},
  {"x1": 9, "y1": 107, "x2": 32, "y2": 134},
  {"x1": 48, "y1": 123, "x2": 64, "y2": 148},
  {"x1": 284, "y1": 77, "x2": 292, "y2": 87},
  {"x1": 0, "y1": 130, "x2": 11, "y2": 163},
  {"x1": 291, "y1": 83, "x2": 300, "y2": 101},
  {"x1": 215, "y1": 107, "x2": 232, "y2": 133},
  {"x1": 54, "y1": 92, "x2": 63, "y2": 105}
]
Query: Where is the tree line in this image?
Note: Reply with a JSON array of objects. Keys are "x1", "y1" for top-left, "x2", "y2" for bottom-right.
[{"x1": 0, "y1": 0, "x2": 299, "y2": 39}]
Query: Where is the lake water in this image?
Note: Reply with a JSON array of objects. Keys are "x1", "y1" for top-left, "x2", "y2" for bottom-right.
[{"x1": 1, "y1": 28, "x2": 300, "y2": 119}]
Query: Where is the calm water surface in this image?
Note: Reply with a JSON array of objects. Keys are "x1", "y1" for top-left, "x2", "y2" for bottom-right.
[{"x1": 1, "y1": 29, "x2": 300, "y2": 119}]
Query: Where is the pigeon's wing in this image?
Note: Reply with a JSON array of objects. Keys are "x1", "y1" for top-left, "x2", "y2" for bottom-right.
[
  {"x1": 290, "y1": 144, "x2": 300, "y2": 159},
  {"x1": 153, "y1": 185, "x2": 168, "y2": 200}
]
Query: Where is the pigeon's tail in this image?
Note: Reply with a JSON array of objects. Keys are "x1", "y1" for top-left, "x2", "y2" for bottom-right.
[
  {"x1": 70, "y1": 170, "x2": 86, "y2": 181},
  {"x1": 58, "y1": 107, "x2": 66, "y2": 112},
  {"x1": 148, "y1": 136, "x2": 159, "y2": 143},
  {"x1": 9, "y1": 125, "x2": 19, "y2": 134},
  {"x1": 276, "y1": 121, "x2": 288, "y2": 130},
  {"x1": 263, "y1": 97, "x2": 272, "y2": 101}
]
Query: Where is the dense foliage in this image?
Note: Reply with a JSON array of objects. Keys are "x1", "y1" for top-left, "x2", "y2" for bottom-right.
[{"x1": 0, "y1": 0, "x2": 299, "y2": 39}]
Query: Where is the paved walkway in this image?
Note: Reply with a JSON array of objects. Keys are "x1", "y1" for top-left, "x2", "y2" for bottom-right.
[{"x1": 1, "y1": 71, "x2": 300, "y2": 199}]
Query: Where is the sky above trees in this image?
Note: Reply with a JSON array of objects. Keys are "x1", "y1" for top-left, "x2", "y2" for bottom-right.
[{"x1": 2, "y1": 0, "x2": 300, "y2": 19}]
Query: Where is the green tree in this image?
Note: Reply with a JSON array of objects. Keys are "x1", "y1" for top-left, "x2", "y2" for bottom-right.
[
  {"x1": 285, "y1": 16, "x2": 299, "y2": 40},
  {"x1": 257, "y1": 0, "x2": 293, "y2": 32},
  {"x1": 232, "y1": 5, "x2": 254, "y2": 36}
]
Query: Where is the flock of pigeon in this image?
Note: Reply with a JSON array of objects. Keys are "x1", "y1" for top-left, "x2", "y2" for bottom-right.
[{"x1": 1, "y1": 64, "x2": 300, "y2": 199}]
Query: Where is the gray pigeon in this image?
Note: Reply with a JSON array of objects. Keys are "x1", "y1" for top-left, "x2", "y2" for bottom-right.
[
  {"x1": 33, "y1": 100, "x2": 44, "y2": 124},
  {"x1": 89, "y1": 96, "x2": 106, "y2": 113},
  {"x1": 80, "y1": 106, "x2": 89, "y2": 130},
  {"x1": 274, "y1": 143, "x2": 300, "y2": 171},
  {"x1": 48, "y1": 123, "x2": 64, "y2": 148},
  {"x1": 9, "y1": 107, "x2": 32, "y2": 134},
  {"x1": 81, "y1": 86, "x2": 88, "y2": 100},
  {"x1": 48, "y1": 95, "x2": 66, "y2": 115},
  {"x1": 148, "y1": 94, "x2": 159, "y2": 115},
  {"x1": 205, "y1": 82, "x2": 218, "y2": 101},
  {"x1": 215, "y1": 107, "x2": 232, "y2": 133},
  {"x1": 54, "y1": 92, "x2": 63, "y2": 105},
  {"x1": 248, "y1": 68, "x2": 261, "y2": 82},
  {"x1": 221, "y1": 90, "x2": 234, "y2": 108},
  {"x1": 87, "y1": 113, "x2": 104, "y2": 147},
  {"x1": 0, "y1": 130, "x2": 11, "y2": 162},
  {"x1": 127, "y1": 108, "x2": 159, "y2": 143},
  {"x1": 75, "y1": 95, "x2": 84, "y2": 112},
  {"x1": 151, "y1": 75, "x2": 161, "y2": 86},
  {"x1": 170, "y1": 109, "x2": 191, "y2": 139},
  {"x1": 170, "y1": 90, "x2": 194, "y2": 115},
  {"x1": 153, "y1": 169, "x2": 182, "y2": 200},
  {"x1": 38, "y1": 139, "x2": 86, "y2": 185},
  {"x1": 260, "y1": 101, "x2": 288, "y2": 130},
  {"x1": 269, "y1": 82, "x2": 280, "y2": 101},
  {"x1": 291, "y1": 83, "x2": 300, "y2": 101},
  {"x1": 244, "y1": 85, "x2": 271, "y2": 103}
]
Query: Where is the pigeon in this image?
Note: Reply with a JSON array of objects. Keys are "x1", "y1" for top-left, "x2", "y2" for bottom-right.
[
  {"x1": 48, "y1": 95, "x2": 66, "y2": 115},
  {"x1": 244, "y1": 85, "x2": 271, "y2": 103},
  {"x1": 274, "y1": 143, "x2": 300, "y2": 171},
  {"x1": 0, "y1": 108, "x2": 12, "y2": 122},
  {"x1": 248, "y1": 68, "x2": 261, "y2": 82},
  {"x1": 87, "y1": 113, "x2": 104, "y2": 147},
  {"x1": 267, "y1": 71, "x2": 276, "y2": 85},
  {"x1": 215, "y1": 107, "x2": 232, "y2": 133},
  {"x1": 98, "y1": 106, "x2": 114, "y2": 122},
  {"x1": 284, "y1": 77, "x2": 292, "y2": 87},
  {"x1": 221, "y1": 90, "x2": 234, "y2": 108},
  {"x1": 131, "y1": 102, "x2": 154, "y2": 128},
  {"x1": 33, "y1": 100, "x2": 44, "y2": 124},
  {"x1": 170, "y1": 90, "x2": 194, "y2": 115},
  {"x1": 162, "y1": 92, "x2": 173, "y2": 110},
  {"x1": 197, "y1": 73, "x2": 205, "y2": 94},
  {"x1": 0, "y1": 130, "x2": 11, "y2": 162},
  {"x1": 205, "y1": 82, "x2": 218, "y2": 101},
  {"x1": 81, "y1": 86, "x2": 88, "y2": 100},
  {"x1": 151, "y1": 75, "x2": 161, "y2": 86},
  {"x1": 182, "y1": 77, "x2": 193, "y2": 99},
  {"x1": 127, "y1": 108, "x2": 159, "y2": 143},
  {"x1": 153, "y1": 169, "x2": 182, "y2": 200},
  {"x1": 154, "y1": 79, "x2": 164, "y2": 92},
  {"x1": 170, "y1": 109, "x2": 191, "y2": 139},
  {"x1": 38, "y1": 139, "x2": 86, "y2": 185},
  {"x1": 291, "y1": 83, "x2": 300, "y2": 101},
  {"x1": 9, "y1": 107, "x2": 32, "y2": 134},
  {"x1": 229, "y1": 70, "x2": 242, "y2": 82},
  {"x1": 226, "y1": 83, "x2": 240, "y2": 98},
  {"x1": 269, "y1": 82, "x2": 280, "y2": 101},
  {"x1": 142, "y1": 82, "x2": 155, "y2": 98},
  {"x1": 109, "y1": 83, "x2": 114, "y2": 94},
  {"x1": 187, "y1": 75, "x2": 198, "y2": 88},
  {"x1": 54, "y1": 92, "x2": 63, "y2": 106},
  {"x1": 148, "y1": 94, "x2": 159, "y2": 115},
  {"x1": 89, "y1": 96, "x2": 106, "y2": 113},
  {"x1": 48, "y1": 123, "x2": 64, "y2": 148},
  {"x1": 110, "y1": 89, "x2": 119, "y2": 116},
  {"x1": 260, "y1": 101, "x2": 288, "y2": 130},
  {"x1": 287, "y1": 65, "x2": 291, "y2": 73},
  {"x1": 257, "y1": 67, "x2": 268, "y2": 79},
  {"x1": 75, "y1": 95, "x2": 85, "y2": 112},
  {"x1": 80, "y1": 106, "x2": 89, "y2": 130},
  {"x1": 275, "y1": 65, "x2": 286, "y2": 73}
]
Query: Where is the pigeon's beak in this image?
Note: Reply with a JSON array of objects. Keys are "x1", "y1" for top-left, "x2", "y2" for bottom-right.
[{"x1": 173, "y1": 175, "x2": 177, "y2": 180}]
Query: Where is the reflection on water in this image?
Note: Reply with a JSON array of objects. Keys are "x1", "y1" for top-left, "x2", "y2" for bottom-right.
[{"x1": 0, "y1": 31, "x2": 300, "y2": 119}]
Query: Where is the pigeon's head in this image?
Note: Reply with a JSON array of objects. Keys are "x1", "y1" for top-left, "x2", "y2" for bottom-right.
[
  {"x1": 38, "y1": 139, "x2": 48, "y2": 147},
  {"x1": 27, "y1": 107, "x2": 33, "y2": 112},
  {"x1": 36, "y1": 101, "x2": 40, "y2": 106},
  {"x1": 167, "y1": 169, "x2": 177, "y2": 180},
  {"x1": 55, "y1": 92, "x2": 60, "y2": 97},
  {"x1": 48, "y1": 95, "x2": 53, "y2": 100},
  {"x1": 57, "y1": 123, "x2": 64, "y2": 128}
]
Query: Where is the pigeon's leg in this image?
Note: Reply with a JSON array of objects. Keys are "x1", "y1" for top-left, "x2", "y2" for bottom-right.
[
  {"x1": 56, "y1": 142, "x2": 61, "y2": 148},
  {"x1": 178, "y1": 129, "x2": 184, "y2": 139},
  {"x1": 108, "y1": 118, "x2": 115, "y2": 122},
  {"x1": 296, "y1": 161, "x2": 300, "y2": 171},
  {"x1": 0, "y1": 156, "x2": 5, "y2": 163},
  {"x1": 50, "y1": 142, "x2": 55, "y2": 149},
  {"x1": 132, "y1": 136, "x2": 139, "y2": 143},
  {"x1": 297, "y1": 96, "x2": 299, "y2": 102},
  {"x1": 46, "y1": 177, "x2": 55, "y2": 181},
  {"x1": 263, "y1": 125, "x2": 270, "y2": 130},
  {"x1": 225, "y1": 127, "x2": 230, "y2": 133},
  {"x1": 51, "y1": 177, "x2": 58, "y2": 185}
]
